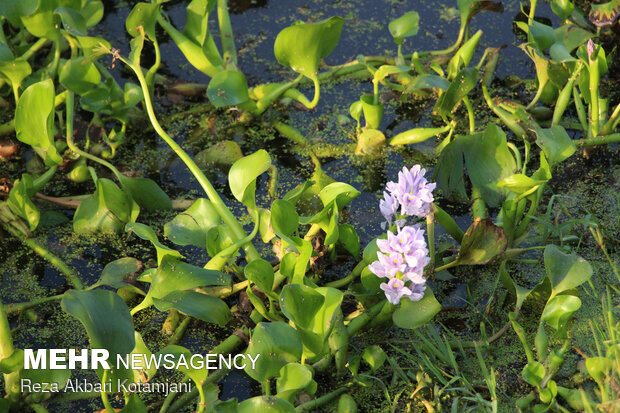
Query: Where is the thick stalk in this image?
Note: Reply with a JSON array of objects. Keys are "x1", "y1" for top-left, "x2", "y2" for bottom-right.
[
  {"x1": 463, "y1": 96, "x2": 476, "y2": 134},
  {"x1": 295, "y1": 385, "x2": 351, "y2": 412},
  {"x1": 589, "y1": 57, "x2": 600, "y2": 137},
  {"x1": 324, "y1": 261, "x2": 365, "y2": 289},
  {"x1": 471, "y1": 186, "x2": 487, "y2": 219},
  {"x1": 21, "y1": 38, "x2": 48, "y2": 61},
  {"x1": 433, "y1": 204, "x2": 464, "y2": 243},
  {"x1": 145, "y1": 40, "x2": 161, "y2": 93},
  {"x1": 426, "y1": 213, "x2": 435, "y2": 266},
  {"x1": 0, "y1": 299, "x2": 19, "y2": 400},
  {"x1": 575, "y1": 133, "x2": 620, "y2": 147},
  {"x1": 124, "y1": 58, "x2": 260, "y2": 261}
]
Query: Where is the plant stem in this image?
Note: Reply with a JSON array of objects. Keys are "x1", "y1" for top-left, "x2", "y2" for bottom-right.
[
  {"x1": 168, "y1": 317, "x2": 191, "y2": 346},
  {"x1": 21, "y1": 38, "x2": 48, "y2": 61},
  {"x1": 463, "y1": 96, "x2": 475, "y2": 134},
  {"x1": 100, "y1": 370, "x2": 114, "y2": 413},
  {"x1": 433, "y1": 205, "x2": 464, "y2": 243},
  {"x1": 575, "y1": 133, "x2": 620, "y2": 147},
  {"x1": 4, "y1": 294, "x2": 64, "y2": 314},
  {"x1": 346, "y1": 300, "x2": 386, "y2": 336},
  {"x1": 261, "y1": 380, "x2": 271, "y2": 396},
  {"x1": 295, "y1": 385, "x2": 351, "y2": 412},
  {"x1": 471, "y1": 186, "x2": 487, "y2": 219},
  {"x1": 426, "y1": 213, "x2": 435, "y2": 266},
  {"x1": 324, "y1": 261, "x2": 365, "y2": 288},
  {"x1": 217, "y1": 0, "x2": 238, "y2": 68},
  {"x1": 145, "y1": 40, "x2": 161, "y2": 94},
  {"x1": 124, "y1": 57, "x2": 260, "y2": 262},
  {"x1": 0, "y1": 299, "x2": 19, "y2": 400}
]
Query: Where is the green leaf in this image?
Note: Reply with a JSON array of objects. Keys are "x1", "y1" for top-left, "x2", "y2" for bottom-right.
[
  {"x1": 437, "y1": 137, "x2": 467, "y2": 202},
  {"x1": 349, "y1": 100, "x2": 362, "y2": 123},
  {"x1": 164, "y1": 198, "x2": 220, "y2": 248},
  {"x1": 15, "y1": 79, "x2": 62, "y2": 166},
  {"x1": 276, "y1": 363, "x2": 315, "y2": 403},
  {"x1": 55, "y1": 7, "x2": 87, "y2": 36},
  {"x1": 207, "y1": 70, "x2": 250, "y2": 107},
  {"x1": 355, "y1": 129, "x2": 385, "y2": 155},
  {"x1": 434, "y1": 67, "x2": 478, "y2": 118},
  {"x1": 73, "y1": 178, "x2": 138, "y2": 234},
  {"x1": 544, "y1": 245, "x2": 592, "y2": 298},
  {"x1": 119, "y1": 176, "x2": 172, "y2": 211},
  {"x1": 388, "y1": 11, "x2": 419, "y2": 43},
  {"x1": 125, "y1": 222, "x2": 181, "y2": 265},
  {"x1": 244, "y1": 322, "x2": 303, "y2": 382},
  {"x1": 551, "y1": 0, "x2": 574, "y2": 20},
  {"x1": 147, "y1": 256, "x2": 231, "y2": 304},
  {"x1": 19, "y1": 349, "x2": 72, "y2": 390},
  {"x1": 338, "y1": 224, "x2": 360, "y2": 257},
  {"x1": 0, "y1": 0, "x2": 38, "y2": 27},
  {"x1": 541, "y1": 295, "x2": 581, "y2": 338},
  {"x1": 373, "y1": 65, "x2": 409, "y2": 83},
  {"x1": 447, "y1": 30, "x2": 482, "y2": 78},
  {"x1": 534, "y1": 126, "x2": 576, "y2": 167},
  {"x1": 153, "y1": 290, "x2": 231, "y2": 326},
  {"x1": 238, "y1": 396, "x2": 295, "y2": 413},
  {"x1": 0, "y1": 57, "x2": 31, "y2": 95},
  {"x1": 280, "y1": 284, "x2": 324, "y2": 330},
  {"x1": 157, "y1": 345, "x2": 207, "y2": 385},
  {"x1": 245, "y1": 259, "x2": 275, "y2": 293},
  {"x1": 7, "y1": 174, "x2": 40, "y2": 231},
  {"x1": 522, "y1": 361, "x2": 545, "y2": 386},
  {"x1": 389, "y1": 125, "x2": 451, "y2": 146},
  {"x1": 61, "y1": 290, "x2": 135, "y2": 358},
  {"x1": 81, "y1": 0, "x2": 104, "y2": 28},
  {"x1": 59, "y1": 57, "x2": 101, "y2": 95},
  {"x1": 229, "y1": 150, "x2": 271, "y2": 210},
  {"x1": 126, "y1": 2, "x2": 159, "y2": 40},
  {"x1": 361, "y1": 345, "x2": 387, "y2": 372},
  {"x1": 271, "y1": 199, "x2": 299, "y2": 238},
  {"x1": 99, "y1": 257, "x2": 142, "y2": 289},
  {"x1": 119, "y1": 394, "x2": 147, "y2": 413},
  {"x1": 456, "y1": 218, "x2": 508, "y2": 265},
  {"x1": 274, "y1": 16, "x2": 344, "y2": 79},
  {"x1": 393, "y1": 288, "x2": 441, "y2": 329},
  {"x1": 183, "y1": 0, "x2": 216, "y2": 45},
  {"x1": 195, "y1": 141, "x2": 243, "y2": 170},
  {"x1": 463, "y1": 125, "x2": 517, "y2": 207},
  {"x1": 585, "y1": 357, "x2": 611, "y2": 385},
  {"x1": 319, "y1": 182, "x2": 360, "y2": 209},
  {"x1": 528, "y1": 20, "x2": 556, "y2": 51}
]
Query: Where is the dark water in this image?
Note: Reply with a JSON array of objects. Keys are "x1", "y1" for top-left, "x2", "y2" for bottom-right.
[{"x1": 1, "y1": 0, "x2": 563, "y2": 409}]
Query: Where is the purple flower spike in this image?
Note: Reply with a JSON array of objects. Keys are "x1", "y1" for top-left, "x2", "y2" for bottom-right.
[
  {"x1": 407, "y1": 282, "x2": 426, "y2": 302},
  {"x1": 587, "y1": 39, "x2": 595, "y2": 59},
  {"x1": 379, "y1": 191, "x2": 399, "y2": 223},
  {"x1": 380, "y1": 278, "x2": 412, "y2": 304},
  {"x1": 369, "y1": 252, "x2": 406, "y2": 278}
]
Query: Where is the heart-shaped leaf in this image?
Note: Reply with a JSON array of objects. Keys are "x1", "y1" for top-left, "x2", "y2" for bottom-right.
[
  {"x1": 164, "y1": 198, "x2": 220, "y2": 248},
  {"x1": 153, "y1": 290, "x2": 231, "y2": 326},
  {"x1": 59, "y1": 57, "x2": 101, "y2": 95},
  {"x1": 99, "y1": 257, "x2": 143, "y2": 289},
  {"x1": 119, "y1": 176, "x2": 172, "y2": 211},
  {"x1": 245, "y1": 259, "x2": 275, "y2": 293},
  {"x1": 276, "y1": 363, "x2": 316, "y2": 403},
  {"x1": 388, "y1": 11, "x2": 419, "y2": 43},
  {"x1": 244, "y1": 322, "x2": 303, "y2": 382},
  {"x1": 125, "y1": 222, "x2": 181, "y2": 264},
  {"x1": 534, "y1": 126, "x2": 576, "y2": 167},
  {"x1": 393, "y1": 288, "x2": 441, "y2": 329},
  {"x1": 238, "y1": 396, "x2": 295, "y2": 413},
  {"x1": 274, "y1": 16, "x2": 344, "y2": 79},
  {"x1": 15, "y1": 79, "x2": 62, "y2": 166},
  {"x1": 541, "y1": 294, "x2": 581, "y2": 338},
  {"x1": 207, "y1": 70, "x2": 250, "y2": 107},
  {"x1": 456, "y1": 218, "x2": 508, "y2": 265},
  {"x1": 61, "y1": 290, "x2": 135, "y2": 359},
  {"x1": 229, "y1": 150, "x2": 271, "y2": 210},
  {"x1": 544, "y1": 245, "x2": 592, "y2": 298}
]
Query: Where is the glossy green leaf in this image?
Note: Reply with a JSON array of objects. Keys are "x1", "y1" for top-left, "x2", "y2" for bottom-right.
[
  {"x1": 229, "y1": 150, "x2": 271, "y2": 210},
  {"x1": 544, "y1": 245, "x2": 592, "y2": 298},
  {"x1": 541, "y1": 295, "x2": 581, "y2": 338},
  {"x1": 447, "y1": 30, "x2": 482, "y2": 78},
  {"x1": 15, "y1": 79, "x2": 62, "y2": 166},
  {"x1": 276, "y1": 363, "x2": 315, "y2": 402},
  {"x1": 390, "y1": 124, "x2": 451, "y2": 146},
  {"x1": 55, "y1": 7, "x2": 87, "y2": 36},
  {"x1": 271, "y1": 199, "x2": 299, "y2": 238},
  {"x1": 585, "y1": 357, "x2": 611, "y2": 385},
  {"x1": 338, "y1": 224, "x2": 360, "y2": 257},
  {"x1": 119, "y1": 176, "x2": 172, "y2": 211},
  {"x1": 245, "y1": 259, "x2": 275, "y2": 293},
  {"x1": 349, "y1": 100, "x2": 362, "y2": 123},
  {"x1": 244, "y1": 322, "x2": 303, "y2": 382},
  {"x1": 0, "y1": 56, "x2": 31, "y2": 95},
  {"x1": 521, "y1": 361, "x2": 545, "y2": 386},
  {"x1": 61, "y1": 290, "x2": 135, "y2": 358},
  {"x1": 437, "y1": 137, "x2": 467, "y2": 202},
  {"x1": 164, "y1": 198, "x2": 220, "y2": 248},
  {"x1": 195, "y1": 141, "x2": 243, "y2": 170},
  {"x1": 73, "y1": 178, "x2": 139, "y2": 234},
  {"x1": 393, "y1": 288, "x2": 441, "y2": 329},
  {"x1": 157, "y1": 345, "x2": 207, "y2": 385},
  {"x1": 153, "y1": 290, "x2": 231, "y2": 326},
  {"x1": 456, "y1": 218, "x2": 508, "y2": 265},
  {"x1": 338, "y1": 394, "x2": 358, "y2": 413},
  {"x1": 388, "y1": 11, "x2": 419, "y2": 43},
  {"x1": 528, "y1": 20, "x2": 555, "y2": 51},
  {"x1": 59, "y1": 57, "x2": 101, "y2": 95},
  {"x1": 238, "y1": 396, "x2": 295, "y2": 413},
  {"x1": 319, "y1": 182, "x2": 360, "y2": 209},
  {"x1": 434, "y1": 67, "x2": 478, "y2": 118},
  {"x1": 207, "y1": 70, "x2": 250, "y2": 107},
  {"x1": 99, "y1": 257, "x2": 142, "y2": 289},
  {"x1": 0, "y1": 0, "x2": 38, "y2": 27},
  {"x1": 551, "y1": 0, "x2": 574, "y2": 20},
  {"x1": 534, "y1": 126, "x2": 576, "y2": 167},
  {"x1": 280, "y1": 284, "x2": 324, "y2": 330},
  {"x1": 7, "y1": 174, "x2": 39, "y2": 231},
  {"x1": 373, "y1": 65, "x2": 409, "y2": 83},
  {"x1": 361, "y1": 345, "x2": 387, "y2": 372},
  {"x1": 274, "y1": 16, "x2": 344, "y2": 79},
  {"x1": 126, "y1": 2, "x2": 159, "y2": 40},
  {"x1": 355, "y1": 128, "x2": 385, "y2": 155},
  {"x1": 81, "y1": 0, "x2": 104, "y2": 28},
  {"x1": 125, "y1": 222, "x2": 181, "y2": 264}
]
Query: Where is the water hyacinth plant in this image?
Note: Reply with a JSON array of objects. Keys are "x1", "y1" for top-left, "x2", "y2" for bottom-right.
[{"x1": 0, "y1": 0, "x2": 618, "y2": 412}]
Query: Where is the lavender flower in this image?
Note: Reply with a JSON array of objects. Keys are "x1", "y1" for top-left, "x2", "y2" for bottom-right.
[
  {"x1": 380, "y1": 278, "x2": 412, "y2": 304},
  {"x1": 379, "y1": 164, "x2": 435, "y2": 225},
  {"x1": 369, "y1": 224, "x2": 430, "y2": 304}
]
